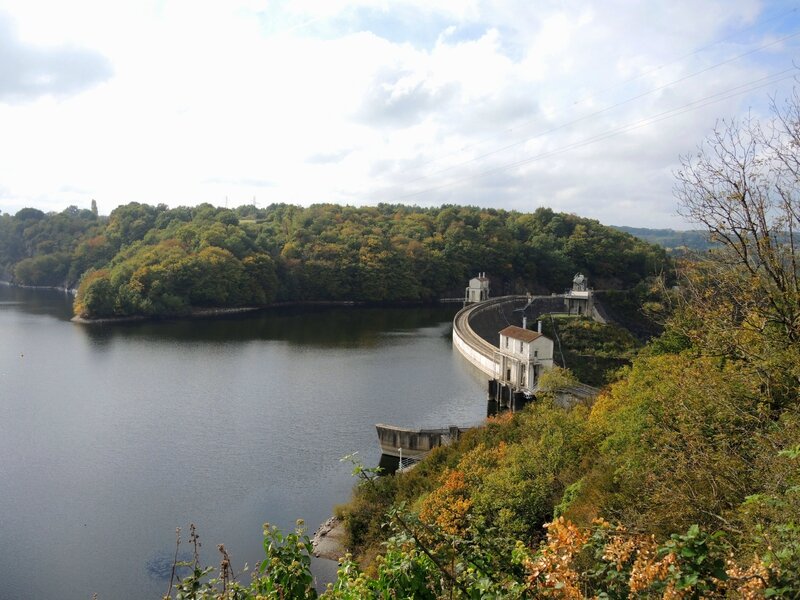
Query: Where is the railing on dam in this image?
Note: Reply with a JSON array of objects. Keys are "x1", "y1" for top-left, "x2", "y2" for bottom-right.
[
  {"x1": 452, "y1": 296, "x2": 523, "y2": 379},
  {"x1": 453, "y1": 295, "x2": 602, "y2": 403}
]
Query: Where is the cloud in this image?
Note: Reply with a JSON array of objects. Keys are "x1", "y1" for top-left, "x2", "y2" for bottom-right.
[
  {"x1": 204, "y1": 177, "x2": 276, "y2": 188},
  {"x1": 306, "y1": 149, "x2": 353, "y2": 164},
  {"x1": 336, "y1": 0, "x2": 795, "y2": 228},
  {"x1": 0, "y1": 11, "x2": 112, "y2": 102},
  {"x1": 58, "y1": 184, "x2": 90, "y2": 194},
  {"x1": 0, "y1": 0, "x2": 796, "y2": 229},
  {"x1": 356, "y1": 65, "x2": 460, "y2": 126}
]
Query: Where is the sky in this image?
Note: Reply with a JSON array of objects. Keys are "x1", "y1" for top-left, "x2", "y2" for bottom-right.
[{"x1": 0, "y1": 0, "x2": 798, "y2": 228}]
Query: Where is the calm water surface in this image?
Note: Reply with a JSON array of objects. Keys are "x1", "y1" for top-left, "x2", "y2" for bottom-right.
[{"x1": 0, "y1": 285, "x2": 486, "y2": 599}]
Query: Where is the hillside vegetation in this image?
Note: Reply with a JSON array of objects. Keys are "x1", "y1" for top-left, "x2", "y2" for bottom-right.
[
  {"x1": 0, "y1": 203, "x2": 668, "y2": 318},
  {"x1": 155, "y1": 94, "x2": 799, "y2": 598},
  {"x1": 541, "y1": 315, "x2": 642, "y2": 386},
  {"x1": 613, "y1": 225, "x2": 716, "y2": 253}
]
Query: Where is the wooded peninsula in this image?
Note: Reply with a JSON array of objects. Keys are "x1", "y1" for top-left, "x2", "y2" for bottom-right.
[{"x1": 0, "y1": 202, "x2": 668, "y2": 318}]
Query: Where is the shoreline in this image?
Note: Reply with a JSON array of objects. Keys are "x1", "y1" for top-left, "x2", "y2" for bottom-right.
[
  {"x1": 70, "y1": 306, "x2": 263, "y2": 324},
  {"x1": 4, "y1": 281, "x2": 461, "y2": 324},
  {"x1": 69, "y1": 299, "x2": 460, "y2": 324},
  {"x1": 0, "y1": 280, "x2": 76, "y2": 294},
  {"x1": 311, "y1": 516, "x2": 347, "y2": 562},
  {"x1": 69, "y1": 302, "x2": 364, "y2": 324}
]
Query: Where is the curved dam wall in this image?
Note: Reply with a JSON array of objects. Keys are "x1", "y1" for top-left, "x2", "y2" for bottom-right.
[
  {"x1": 453, "y1": 295, "x2": 603, "y2": 408},
  {"x1": 452, "y1": 319, "x2": 497, "y2": 377},
  {"x1": 469, "y1": 295, "x2": 565, "y2": 347},
  {"x1": 452, "y1": 295, "x2": 565, "y2": 378},
  {"x1": 452, "y1": 296, "x2": 514, "y2": 379}
]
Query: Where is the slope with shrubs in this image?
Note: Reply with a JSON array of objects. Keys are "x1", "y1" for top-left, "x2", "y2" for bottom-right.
[
  {"x1": 157, "y1": 94, "x2": 799, "y2": 598},
  {"x1": 164, "y1": 320, "x2": 799, "y2": 598}
]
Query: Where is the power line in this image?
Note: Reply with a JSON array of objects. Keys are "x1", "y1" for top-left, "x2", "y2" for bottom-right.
[
  {"x1": 570, "y1": 5, "x2": 800, "y2": 107},
  {"x1": 403, "y1": 29, "x2": 800, "y2": 187},
  {"x1": 396, "y1": 69, "x2": 797, "y2": 200},
  {"x1": 391, "y1": 68, "x2": 798, "y2": 202},
  {"x1": 394, "y1": 10, "x2": 800, "y2": 181}
]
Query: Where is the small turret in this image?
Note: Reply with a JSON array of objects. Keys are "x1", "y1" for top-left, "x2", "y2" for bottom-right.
[{"x1": 464, "y1": 273, "x2": 490, "y2": 304}]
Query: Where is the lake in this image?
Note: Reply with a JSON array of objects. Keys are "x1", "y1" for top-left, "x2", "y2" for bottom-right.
[{"x1": 0, "y1": 285, "x2": 487, "y2": 599}]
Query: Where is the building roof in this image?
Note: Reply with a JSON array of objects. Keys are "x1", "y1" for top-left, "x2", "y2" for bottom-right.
[{"x1": 498, "y1": 325, "x2": 544, "y2": 343}]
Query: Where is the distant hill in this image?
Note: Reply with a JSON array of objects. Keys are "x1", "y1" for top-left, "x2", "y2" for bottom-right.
[{"x1": 612, "y1": 226, "x2": 716, "y2": 253}]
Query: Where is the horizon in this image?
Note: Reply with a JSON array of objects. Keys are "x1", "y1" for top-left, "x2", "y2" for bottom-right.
[{"x1": 2, "y1": 200, "x2": 712, "y2": 233}]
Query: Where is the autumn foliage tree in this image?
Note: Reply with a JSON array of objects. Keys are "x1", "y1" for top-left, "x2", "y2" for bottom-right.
[
  {"x1": 674, "y1": 91, "x2": 800, "y2": 405},
  {"x1": 2, "y1": 201, "x2": 669, "y2": 317}
]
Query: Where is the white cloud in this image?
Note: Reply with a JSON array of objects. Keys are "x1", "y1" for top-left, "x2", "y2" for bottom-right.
[
  {"x1": 0, "y1": 0, "x2": 796, "y2": 228},
  {"x1": 0, "y1": 11, "x2": 112, "y2": 102}
]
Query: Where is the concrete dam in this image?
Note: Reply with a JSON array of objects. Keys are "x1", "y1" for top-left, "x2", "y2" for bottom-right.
[
  {"x1": 376, "y1": 291, "x2": 599, "y2": 463},
  {"x1": 452, "y1": 294, "x2": 599, "y2": 408},
  {"x1": 452, "y1": 294, "x2": 563, "y2": 380}
]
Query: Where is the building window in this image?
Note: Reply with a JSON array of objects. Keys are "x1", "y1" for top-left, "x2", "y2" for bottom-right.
[
  {"x1": 519, "y1": 341, "x2": 523, "y2": 352},
  {"x1": 534, "y1": 350, "x2": 538, "y2": 357},
  {"x1": 505, "y1": 337, "x2": 509, "y2": 348}
]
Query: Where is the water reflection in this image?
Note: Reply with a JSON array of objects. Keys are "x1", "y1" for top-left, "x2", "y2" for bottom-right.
[
  {"x1": 146, "y1": 550, "x2": 192, "y2": 581},
  {"x1": 0, "y1": 282, "x2": 74, "y2": 319},
  {"x1": 77, "y1": 305, "x2": 460, "y2": 348},
  {"x1": 0, "y1": 285, "x2": 486, "y2": 600}
]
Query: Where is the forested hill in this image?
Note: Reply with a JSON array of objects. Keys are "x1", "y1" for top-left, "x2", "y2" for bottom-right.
[
  {"x1": 613, "y1": 225, "x2": 715, "y2": 253},
  {"x1": 0, "y1": 202, "x2": 669, "y2": 318}
]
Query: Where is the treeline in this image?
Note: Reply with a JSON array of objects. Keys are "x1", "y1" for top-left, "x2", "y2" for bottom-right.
[
  {"x1": 613, "y1": 225, "x2": 716, "y2": 253},
  {"x1": 0, "y1": 206, "x2": 104, "y2": 287},
  {"x1": 0, "y1": 202, "x2": 669, "y2": 318}
]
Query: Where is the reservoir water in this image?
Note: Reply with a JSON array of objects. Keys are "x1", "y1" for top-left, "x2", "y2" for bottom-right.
[{"x1": 0, "y1": 285, "x2": 486, "y2": 600}]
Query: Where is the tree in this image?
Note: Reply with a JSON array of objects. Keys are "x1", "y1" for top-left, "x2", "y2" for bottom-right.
[
  {"x1": 674, "y1": 91, "x2": 800, "y2": 404},
  {"x1": 674, "y1": 92, "x2": 800, "y2": 345},
  {"x1": 74, "y1": 269, "x2": 116, "y2": 317}
]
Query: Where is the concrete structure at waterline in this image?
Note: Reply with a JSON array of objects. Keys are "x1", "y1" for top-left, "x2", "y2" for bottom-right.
[
  {"x1": 376, "y1": 424, "x2": 465, "y2": 458},
  {"x1": 465, "y1": 273, "x2": 490, "y2": 304},
  {"x1": 564, "y1": 272, "x2": 593, "y2": 316}
]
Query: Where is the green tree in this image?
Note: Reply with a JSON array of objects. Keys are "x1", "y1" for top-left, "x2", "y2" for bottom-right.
[
  {"x1": 672, "y1": 96, "x2": 800, "y2": 414},
  {"x1": 74, "y1": 269, "x2": 116, "y2": 317},
  {"x1": 579, "y1": 354, "x2": 767, "y2": 535}
]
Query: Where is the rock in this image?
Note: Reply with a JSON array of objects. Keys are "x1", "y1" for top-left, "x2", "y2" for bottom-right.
[{"x1": 311, "y1": 516, "x2": 347, "y2": 561}]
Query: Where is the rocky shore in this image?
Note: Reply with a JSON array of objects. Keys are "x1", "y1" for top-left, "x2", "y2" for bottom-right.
[{"x1": 311, "y1": 516, "x2": 347, "y2": 561}]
